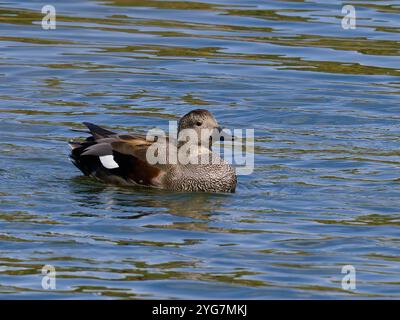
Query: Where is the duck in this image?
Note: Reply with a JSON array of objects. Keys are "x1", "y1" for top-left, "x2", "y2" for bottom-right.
[{"x1": 69, "y1": 109, "x2": 237, "y2": 193}]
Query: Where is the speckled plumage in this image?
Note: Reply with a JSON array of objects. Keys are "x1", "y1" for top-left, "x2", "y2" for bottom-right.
[
  {"x1": 69, "y1": 109, "x2": 237, "y2": 193},
  {"x1": 165, "y1": 163, "x2": 237, "y2": 193}
]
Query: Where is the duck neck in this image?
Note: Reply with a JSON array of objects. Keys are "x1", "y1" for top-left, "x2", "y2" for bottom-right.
[{"x1": 177, "y1": 138, "x2": 212, "y2": 151}]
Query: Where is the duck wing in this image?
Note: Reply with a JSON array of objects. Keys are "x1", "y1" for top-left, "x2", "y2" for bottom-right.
[{"x1": 69, "y1": 123, "x2": 166, "y2": 188}]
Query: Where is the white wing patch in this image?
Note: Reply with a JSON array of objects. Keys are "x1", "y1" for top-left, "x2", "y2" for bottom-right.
[{"x1": 99, "y1": 155, "x2": 119, "y2": 169}]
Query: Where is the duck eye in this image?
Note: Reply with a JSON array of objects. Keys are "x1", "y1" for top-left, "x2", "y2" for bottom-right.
[{"x1": 196, "y1": 121, "x2": 202, "y2": 126}]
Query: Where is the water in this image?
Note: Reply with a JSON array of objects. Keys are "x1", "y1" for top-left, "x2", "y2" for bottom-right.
[{"x1": 0, "y1": 0, "x2": 399, "y2": 299}]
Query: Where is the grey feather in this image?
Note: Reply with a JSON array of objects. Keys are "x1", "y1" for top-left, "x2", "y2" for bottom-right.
[{"x1": 81, "y1": 143, "x2": 113, "y2": 156}]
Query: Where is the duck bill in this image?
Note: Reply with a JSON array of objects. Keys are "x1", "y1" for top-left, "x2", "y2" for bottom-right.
[{"x1": 214, "y1": 126, "x2": 236, "y2": 142}]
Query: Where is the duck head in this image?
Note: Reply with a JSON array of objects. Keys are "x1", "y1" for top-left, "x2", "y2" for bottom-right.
[{"x1": 178, "y1": 109, "x2": 232, "y2": 149}]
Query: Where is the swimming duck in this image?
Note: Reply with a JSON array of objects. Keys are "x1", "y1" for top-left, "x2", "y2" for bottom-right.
[{"x1": 69, "y1": 109, "x2": 237, "y2": 193}]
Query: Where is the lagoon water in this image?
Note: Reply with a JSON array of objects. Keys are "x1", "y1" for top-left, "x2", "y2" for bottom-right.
[{"x1": 0, "y1": 0, "x2": 399, "y2": 298}]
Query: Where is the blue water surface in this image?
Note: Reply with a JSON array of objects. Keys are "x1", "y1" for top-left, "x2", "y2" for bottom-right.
[{"x1": 0, "y1": 0, "x2": 399, "y2": 299}]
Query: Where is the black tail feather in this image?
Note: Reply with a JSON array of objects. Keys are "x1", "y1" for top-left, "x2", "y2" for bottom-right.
[
  {"x1": 83, "y1": 122, "x2": 116, "y2": 139},
  {"x1": 69, "y1": 122, "x2": 117, "y2": 176},
  {"x1": 69, "y1": 140, "x2": 101, "y2": 176}
]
